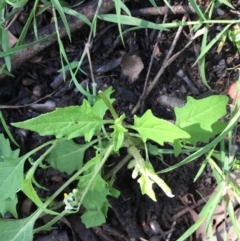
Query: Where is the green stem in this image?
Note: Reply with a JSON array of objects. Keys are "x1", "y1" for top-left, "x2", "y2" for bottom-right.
[
  {"x1": 26, "y1": 141, "x2": 57, "y2": 179},
  {"x1": 104, "y1": 154, "x2": 132, "y2": 180},
  {"x1": 99, "y1": 90, "x2": 118, "y2": 120},
  {"x1": 124, "y1": 138, "x2": 145, "y2": 166}
]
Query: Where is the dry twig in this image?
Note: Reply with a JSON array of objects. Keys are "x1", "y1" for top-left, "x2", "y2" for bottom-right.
[{"x1": 131, "y1": 15, "x2": 188, "y2": 114}]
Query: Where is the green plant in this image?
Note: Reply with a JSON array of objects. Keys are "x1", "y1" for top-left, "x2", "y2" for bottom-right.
[{"x1": 0, "y1": 85, "x2": 235, "y2": 240}]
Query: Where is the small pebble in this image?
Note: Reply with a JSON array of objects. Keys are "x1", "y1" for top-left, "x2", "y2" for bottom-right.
[
  {"x1": 31, "y1": 100, "x2": 56, "y2": 112},
  {"x1": 149, "y1": 220, "x2": 162, "y2": 235},
  {"x1": 21, "y1": 78, "x2": 35, "y2": 86},
  {"x1": 149, "y1": 235, "x2": 161, "y2": 241},
  {"x1": 33, "y1": 85, "x2": 44, "y2": 97}
]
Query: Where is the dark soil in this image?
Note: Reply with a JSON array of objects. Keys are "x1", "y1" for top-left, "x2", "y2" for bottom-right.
[{"x1": 1, "y1": 0, "x2": 240, "y2": 241}]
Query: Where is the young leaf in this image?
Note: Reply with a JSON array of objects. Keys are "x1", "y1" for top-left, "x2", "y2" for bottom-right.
[
  {"x1": 132, "y1": 110, "x2": 190, "y2": 145},
  {"x1": 12, "y1": 100, "x2": 104, "y2": 141},
  {"x1": 137, "y1": 172, "x2": 156, "y2": 201},
  {"x1": 78, "y1": 173, "x2": 111, "y2": 228},
  {"x1": 47, "y1": 140, "x2": 95, "y2": 175},
  {"x1": 110, "y1": 114, "x2": 127, "y2": 151},
  {"x1": 175, "y1": 95, "x2": 228, "y2": 132},
  {"x1": 134, "y1": 161, "x2": 174, "y2": 201}
]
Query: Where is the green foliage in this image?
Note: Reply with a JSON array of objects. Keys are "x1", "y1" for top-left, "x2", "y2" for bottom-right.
[
  {"x1": 132, "y1": 109, "x2": 190, "y2": 145},
  {"x1": 47, "y1": 140, "x2": 94, "y2": 175},
  {"x1": 12, "y1": 100, "x2": 104, "y2": 141},
  {"x1": 0, "y1": 82, "x2": 234, "y2": 240},
  {"x1": 175, "y1": 95, "x2": 228, "y2": 145}
]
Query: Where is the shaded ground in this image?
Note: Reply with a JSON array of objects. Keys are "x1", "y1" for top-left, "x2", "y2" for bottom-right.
[{"x1": 1, "y1": 0, "x2": 240, "y2": 240}]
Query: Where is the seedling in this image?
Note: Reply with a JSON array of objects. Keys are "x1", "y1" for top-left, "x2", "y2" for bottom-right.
[{"x1": 0, "y1": 86, "x2": 236, "y2": 240}]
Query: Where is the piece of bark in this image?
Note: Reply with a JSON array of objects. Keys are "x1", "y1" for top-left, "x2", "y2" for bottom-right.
[{"x1": 0, "y1": 0, "x2": 130, "y2": 80}]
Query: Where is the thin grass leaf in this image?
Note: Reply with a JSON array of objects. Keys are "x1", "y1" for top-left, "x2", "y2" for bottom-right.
[
  {"x1": 188, "y1": 0, "x2": 207, "y2": 20},
  {"x1": 148, "y1": 0, "x2": 175, "y2": 14},
  {"x1": 176, "y1": 215, "x2": 207, "y2": 241},
  {"x1": 98, "y1": 14, "x2": 169, "y2": 31},
  {"x1": 114, "y1": 26, "x2": 145, "y2": 44},
  {"x1": 218, "y1": 0, "x2": 234, "y2": 9},
  {"x1": 52, "y1": 8, "x2": 93, "y2": 101},
  {"x1": 227, "y1": 198, "x2": 240, "y2": 239},
  {"x1": 0, "y1": 66, "x2": 14, "y2": 76},
  {"x1": 62, "y1": 7, "x2": 92, "y2": 27},
  {"x1": 0, "y1": 111, "x2": 19, "y2": 147},
  {"x1": 199, "y1": 25, "x2": 212, "y2": 89},
  {"x1": 194, "y1": 149, "x2": 214, "y2": 182},
  {"x1": 91, "y1": 0, "x2": 103, "y2": 36},
  {"x1": 37, "y1": 1, "x2": 52, "y2": 15},
  {"x1": 208, "y1": 157, "x2": 224, "y2": 183},
  {"x1": 0, "y1": 32, "x2": 56, "y2": 58},
  {"x1": 194, "y1": 24, "x2": 231, "y2": 65},
  {"x1": 5, "y1": 0, "x2": 28, "y2": 8},
  {"x1": 114, "y1": 0, "x2": 124, "y2": 45},
  {"x1": 58, "y1": 60, "x2": 86, "y2": 75},
  {"x1": 51, "y1": 0, "x2": 71, "y2": 41},
  {"x1": 32, "y1": 0, "x2": 40, "y2": 39},
  {"x1": 118, "y1": 0, "x2": 131, "y2": 16},
  {"x1": 204, "y1": 183, "x2": 225, "y2": 234},
  {"x1": 17, "y1": 8, "x2": 35, "y2": 45},
  {"x1": 1, "y1": 28, "x2": 11, "y2": 71},
  {"x1": 149, "y1": 0, "x2": 161, "y2": 14}
]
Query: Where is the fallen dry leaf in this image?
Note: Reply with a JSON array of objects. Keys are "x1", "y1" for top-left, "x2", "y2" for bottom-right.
[
  {"x1": 206, "y1": 170, "x2": 240, "y2": 241},
  {"x1": 228, "y1": 81, "x2": 240, "y2": 101},
  {"x1": 120, "y1": 52, "x2": 144, "y2": 82}
]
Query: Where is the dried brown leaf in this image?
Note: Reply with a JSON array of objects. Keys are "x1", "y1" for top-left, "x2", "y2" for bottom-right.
[{"x1": 120, "y1": 53, "x2": 144, "y2": 82}]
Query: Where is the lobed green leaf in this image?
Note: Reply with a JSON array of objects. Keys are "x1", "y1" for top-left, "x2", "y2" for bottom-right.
[
  {"x1": 175, "y1": 95, "x2": 228, "y2": 132},
  {"x1": 132, "y1": 110, "x2": 190, "y2": 145},
  {"x1": 47, "y1": 140, "x2": 94, "y2": 175},
  {"x1": 12, "y1": 100, "x2": 104, "y2": 141}
]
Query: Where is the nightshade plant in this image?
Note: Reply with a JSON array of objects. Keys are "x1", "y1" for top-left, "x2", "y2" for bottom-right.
[{"x1": 0, "y1": 86, "x2": 237, "y2": 240}]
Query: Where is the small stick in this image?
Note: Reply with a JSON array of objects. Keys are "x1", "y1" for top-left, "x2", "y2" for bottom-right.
[
  {"x1": 176, "y1": 69, "x2": 199, "y2": 95},
  {"x1": 131, "y1": 15, "x2": 188, "y2": 115},
  {"x1": 0, "y1": 86, "x2": 62, "y2": 109},
  {"x1": 139, "y1": 13, "x2": 169, "y2": 113}
]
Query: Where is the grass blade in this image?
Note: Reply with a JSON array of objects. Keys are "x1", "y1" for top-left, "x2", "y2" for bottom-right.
[
  {"x1": 98, "y1": 14, "x2": 169, "y2": 31},
  {"x1": 51, "y1": 0, "x2": 71, "y2": 41}
]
